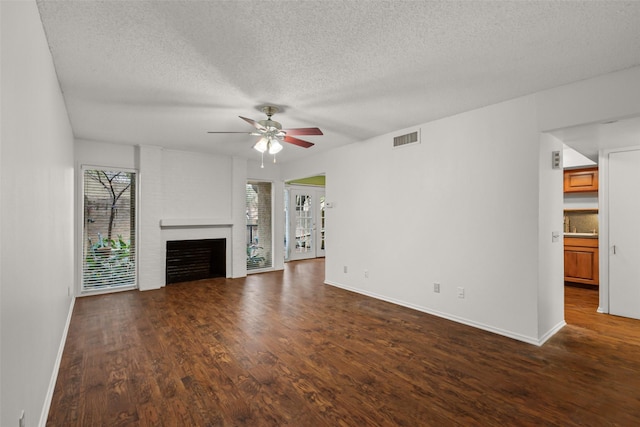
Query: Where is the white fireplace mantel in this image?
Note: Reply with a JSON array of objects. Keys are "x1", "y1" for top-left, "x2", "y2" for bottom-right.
[{"x1": 159, "y1": 218, "x2": 234, "y2": 228}]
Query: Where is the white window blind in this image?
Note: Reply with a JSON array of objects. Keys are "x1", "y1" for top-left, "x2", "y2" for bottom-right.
[
  {"x1": 246, "y1": 181, "x2": 273, "y2": 271},
  {"x1": 82, "y1": 169, "x2": 136, "y2": 292}
]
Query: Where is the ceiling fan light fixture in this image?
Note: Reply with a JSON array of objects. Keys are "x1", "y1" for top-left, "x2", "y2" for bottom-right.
[
  {"x1": 209, "y1": 105, "x2": 321, "y2": 167},
  {"x1": 268, "y1": 138, "x2": 283, "y2": 154},
  {"x1": 253, "y1": 137, "x2": 268, "y2": 153}
]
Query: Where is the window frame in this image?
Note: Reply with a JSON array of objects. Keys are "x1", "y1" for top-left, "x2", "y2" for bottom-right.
[
  {"x1": 78, "y1": 164, "x2": 139, "y2": 296},
  {"x1": 246, "y1": 179, "x2": 275, "y2": 274}
]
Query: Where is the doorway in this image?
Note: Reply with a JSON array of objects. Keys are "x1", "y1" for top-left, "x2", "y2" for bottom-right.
[
  {"x1": 550, "y1": 115, "x2": 640, "y2": 321},
  {"x1": 285, "y1": 183, "x2": 325, "y2": 261}
]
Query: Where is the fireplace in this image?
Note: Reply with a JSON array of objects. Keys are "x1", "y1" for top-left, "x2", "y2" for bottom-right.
[{"x1": 165, "y1": 238, "x2": 226, "y2": 284}]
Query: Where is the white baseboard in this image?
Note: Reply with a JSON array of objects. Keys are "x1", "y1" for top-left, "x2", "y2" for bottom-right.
[
  {"x1": 324, "y1": 280, "x2": 564, "y2": 346},
  {"x1": 538, "y1": 320, "x2": 566, "y2": 346},
  {"x1": 39, "y1": 296, "x2": 75, "y2": 427}
]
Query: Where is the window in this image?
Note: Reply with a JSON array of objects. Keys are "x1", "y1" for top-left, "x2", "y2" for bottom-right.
[
  {"x1": 246, "y1": 181, "x2": 273, "y2": 271},
  {"x1": 82, "y1": 168, "x2": 136, "y2": 292}
]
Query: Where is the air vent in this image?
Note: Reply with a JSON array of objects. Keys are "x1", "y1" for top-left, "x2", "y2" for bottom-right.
[{"x1": 393, "y1": 129, "x2": 420, "y2": 148}]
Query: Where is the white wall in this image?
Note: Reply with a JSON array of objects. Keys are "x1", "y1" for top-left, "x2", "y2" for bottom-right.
[
  {"x1": 1, "y1": 2, "x2": 75, "y2": 426},
  {"x1": 75, "y1": 139, "x2": 136, "y2": 170},
  {"x1": 137, "y1": 145, "x2": 164, "y2": 290},
  {"x1": 161, "y1": 149, "x2": 232, "y2": 220},
  {"x1": 0, "y1": 1, "x2": 3, "y2": 419},
  {"x1": 537, "y1": 66, "x2": 640, "y2": 132},
  {"x1": 538, "y1": 133, "x2": 566, "y2": 342},
  {"x1": 563, "y1": 145, "x2": 596, "y2": 169},
  {"x1": 564, "y1": 193, "x2": 599, "y2": 210},
  {"x1": 283, "y1": 96, "x2": 545, "y2": 343}
]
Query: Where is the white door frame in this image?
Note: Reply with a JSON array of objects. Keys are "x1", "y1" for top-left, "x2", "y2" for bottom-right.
[{"x1": 286, "y1": 185, "x2": 325, "y2": 261}]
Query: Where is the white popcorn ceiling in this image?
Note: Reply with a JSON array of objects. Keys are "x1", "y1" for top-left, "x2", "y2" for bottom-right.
[{"x1": 36, "y1": 0, "x2": 640, "y2": 163}]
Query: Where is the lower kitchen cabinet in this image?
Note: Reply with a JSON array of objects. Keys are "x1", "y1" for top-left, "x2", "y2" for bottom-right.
[{"x1": 564, "y1": 237, "x2": 599, "y2": 285}]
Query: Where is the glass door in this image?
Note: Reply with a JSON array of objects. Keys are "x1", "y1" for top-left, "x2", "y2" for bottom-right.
[
  {"x1": 289, "y1": 189, "x2": 314, "y2": 261},
  {"x1": 288, "y1": 187, "x2": 325, "y2": 261}
]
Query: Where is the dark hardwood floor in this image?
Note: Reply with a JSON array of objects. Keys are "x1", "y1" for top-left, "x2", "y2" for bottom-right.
[{"x1": 47, "y1": 259, "x2": 640, "y2": 426}]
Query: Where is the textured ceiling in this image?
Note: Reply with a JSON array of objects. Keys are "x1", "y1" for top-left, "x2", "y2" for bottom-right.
[{"x1": 36, "y1": 1, "x2": 640, "y2": 163}]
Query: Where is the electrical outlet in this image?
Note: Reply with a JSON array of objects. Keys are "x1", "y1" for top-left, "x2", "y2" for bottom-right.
[
  {"x1": 343, "y1": 266, "x2": 348, "y2": 274},
  {"x1": 433, "y1": 283, "x2": 440, "y2": 293},
  {"x1": 19, "y1": 410, "x2": 25, "y2": 427},
  {"x1": 457, "y1": 287, "x2": 465, "y2": 299},
  {"x1": 364, "y1": 270, "x2": 369, "y2": 278}
]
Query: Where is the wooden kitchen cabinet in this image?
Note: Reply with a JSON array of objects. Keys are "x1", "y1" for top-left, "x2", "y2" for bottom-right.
[
  {"x1": 564, "y1": 237, "x2": 599, "y2": 285},
  {"x1": 564, "y1": 167, "x2": 598, "y2": 193}
]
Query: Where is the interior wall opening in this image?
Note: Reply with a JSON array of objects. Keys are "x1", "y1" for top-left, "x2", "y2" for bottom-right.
[
  {"x1": 548, "y1": 114, "x2": 640, "y2": 323},
  {"x1": 284, "y1": 174, "x2": 326, "y2": 262}
]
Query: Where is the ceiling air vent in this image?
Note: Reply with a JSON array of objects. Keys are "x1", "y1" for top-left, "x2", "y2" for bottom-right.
[{"x1": 393, "y1": 129, "x2": 420, "y2": 148}]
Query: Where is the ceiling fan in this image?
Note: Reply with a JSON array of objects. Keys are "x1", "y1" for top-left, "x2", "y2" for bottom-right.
[{"x1": 208, "y1": 105, "x2": 323, "y2": 167}]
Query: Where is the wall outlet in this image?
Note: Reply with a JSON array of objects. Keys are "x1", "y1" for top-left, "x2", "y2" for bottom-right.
[
  {"x1": 19, "y1": 410, "x2": 25, "y2": 427},
  {"x1": 343, "y1": 266, "x2": 348, "y2": 273},
  {"x1": 433, "y1": 283, "x2": 440, "y2": 293},
  {"x1": 457, "y1": 287, "x2": 465, "y2": 299},
  {"x1": 364, "y1": 270, "x2": 369, "y2": 278}
]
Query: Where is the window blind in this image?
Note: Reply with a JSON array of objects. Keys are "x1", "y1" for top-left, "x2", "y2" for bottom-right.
[
  {"x1": 82, "y1": 169, "x2": 136, "y2": 292},
  {"x1": 246, "y1": 181, "x2": 273, "y2": 271}
]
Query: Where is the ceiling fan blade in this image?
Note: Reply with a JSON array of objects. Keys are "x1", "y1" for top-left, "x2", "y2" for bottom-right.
[
  {"x1": 207, "y1": 131, "x2": 254, "y2": 134},
  {"x1": 283, "y1": 127, "x2": 323, "y2": 136},
  {"x1": 239, "y1": 116, "x2": 267, "y2": 132},
  {"x1": 284, "y1": 135, "x2": 315, "y2": 148}
]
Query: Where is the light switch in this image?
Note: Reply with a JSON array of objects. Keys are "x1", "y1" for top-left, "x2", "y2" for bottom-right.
[
  {"x1": 552, "y1": 151, "x2": 562, "y2": 169},
  {"x1": 552, "y1": 231, "x2": 561, "y2": 243}
]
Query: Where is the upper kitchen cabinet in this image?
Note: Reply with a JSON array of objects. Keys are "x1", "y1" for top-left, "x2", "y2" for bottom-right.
[{"x1": 564, "y1": 167, "x2": 598, "y2": 193}]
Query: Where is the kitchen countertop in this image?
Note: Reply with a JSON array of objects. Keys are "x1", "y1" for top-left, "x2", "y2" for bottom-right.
[{"x1": 564, "y1": 232, "x2": 598, "y2": 239}]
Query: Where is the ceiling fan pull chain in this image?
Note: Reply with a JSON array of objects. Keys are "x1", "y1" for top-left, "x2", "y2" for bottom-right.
[{"x1": 261, "y1": 151, "x2": 264, "y2": 169}]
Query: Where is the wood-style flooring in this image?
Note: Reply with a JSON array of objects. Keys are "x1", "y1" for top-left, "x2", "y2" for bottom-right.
[{"x1": 47, "y1": 259, "x2": 640, "y2": 426}]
